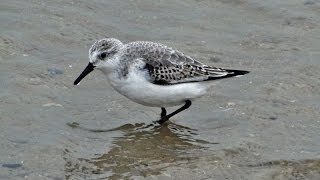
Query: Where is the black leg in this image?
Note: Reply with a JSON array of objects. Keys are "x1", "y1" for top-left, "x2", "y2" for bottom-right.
[
  {"x1": 166, "y1": 100, "x2": 192, "y2": 119},
  {"x1": 157, "y1": 100, "x2": 192, "y2": 124},
  {"x1": 161, "y1": 107, "x2": 167, "y2": 118},
  {"x1": 158, "y1": 107, "x2": 168, "y2": 124}
]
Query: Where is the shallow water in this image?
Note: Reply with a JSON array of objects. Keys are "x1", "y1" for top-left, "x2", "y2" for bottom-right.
[{"x1": 1, "y1": 0, "x2": 320, "y2": 179}]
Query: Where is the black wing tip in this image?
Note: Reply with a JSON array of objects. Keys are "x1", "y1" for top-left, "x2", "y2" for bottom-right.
[
  {"x1": 207, "y1": 69, "x2": 249, "y2": 81},
  {"x1": 227, "y1": 69, "x2": 250, "y2": 76}
]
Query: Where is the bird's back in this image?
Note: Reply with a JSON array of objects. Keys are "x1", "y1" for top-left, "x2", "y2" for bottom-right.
[{"x1": 120, "y1": 41, "x2": 249, "y2": 85}]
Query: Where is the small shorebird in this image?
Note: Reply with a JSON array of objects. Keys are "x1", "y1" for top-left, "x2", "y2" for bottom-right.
[{"x1": 74, "y1": 38, "x2": 249, "y2": 124}]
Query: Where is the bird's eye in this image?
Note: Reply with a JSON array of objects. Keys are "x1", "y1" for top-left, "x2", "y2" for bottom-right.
[{"x1": 100, "y1": 53, "x2": 106, "y2": 59}]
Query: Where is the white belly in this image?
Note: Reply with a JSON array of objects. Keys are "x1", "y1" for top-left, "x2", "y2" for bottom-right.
[{"x1": 107, "y1": 70, "x2": 207, "y2": 107}]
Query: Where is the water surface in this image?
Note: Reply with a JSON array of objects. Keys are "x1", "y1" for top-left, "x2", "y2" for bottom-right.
[{"x1": 1, "y1": 0, "x2": 320, "y2": 179}]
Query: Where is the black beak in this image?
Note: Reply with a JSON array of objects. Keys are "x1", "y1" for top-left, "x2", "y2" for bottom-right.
[{"x1": 74, "y1": 62, "x2": 95, "y2": 85}]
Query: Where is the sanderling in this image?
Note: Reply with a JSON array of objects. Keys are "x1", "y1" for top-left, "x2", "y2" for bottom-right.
[{"x1": 74, "y1": 38, "x2": 249, "y2": 124}]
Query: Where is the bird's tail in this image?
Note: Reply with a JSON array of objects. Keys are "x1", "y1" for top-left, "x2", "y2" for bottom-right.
[{"x1": 207, "y1": 69, "x2": 249, "y2": 80}]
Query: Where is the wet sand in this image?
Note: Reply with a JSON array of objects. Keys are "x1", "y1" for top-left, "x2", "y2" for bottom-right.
[{"x1": 1, "y1": 0, "x2": 320, "y2": 179}]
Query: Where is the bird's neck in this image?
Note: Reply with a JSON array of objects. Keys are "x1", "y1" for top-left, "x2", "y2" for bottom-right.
[{"x1": 99, "y1": 57, "x2": 126, "y2": 80}]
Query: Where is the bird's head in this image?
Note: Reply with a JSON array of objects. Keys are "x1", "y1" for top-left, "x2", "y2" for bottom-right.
[{"x1": 74, "y1": 38, "x2": 123, "y2": 85}]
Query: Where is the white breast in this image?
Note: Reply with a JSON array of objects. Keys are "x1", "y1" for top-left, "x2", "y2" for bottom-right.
[{"x1": 107, "y1": 66, "x2": 207, "y2": 107}]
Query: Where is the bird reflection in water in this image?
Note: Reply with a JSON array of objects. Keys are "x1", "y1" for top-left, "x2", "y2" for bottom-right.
[{"x1": 64, "y1": 122, "x2": 213, "y2": 179}]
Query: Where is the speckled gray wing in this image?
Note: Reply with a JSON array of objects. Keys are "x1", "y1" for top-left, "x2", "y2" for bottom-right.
[
  {"x1": 145, "y1": 62, "x2": 234, "y2": 85},
  {"x1": 123, "y1": 41, "x2": 249, "y2": 85}
]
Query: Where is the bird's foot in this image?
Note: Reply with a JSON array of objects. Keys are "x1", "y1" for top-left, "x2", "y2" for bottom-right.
[
  {"x1": 157, "y1": 107, "x2": 169, "y2": 124},
  {"x1": 157, "y1": 116, "x2": 169, "y2": 124}
]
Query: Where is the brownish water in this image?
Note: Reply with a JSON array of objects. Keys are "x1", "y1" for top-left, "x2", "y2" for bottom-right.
[{"x1": 1, "y1": 0, "x2": 320, "y2": 179}]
